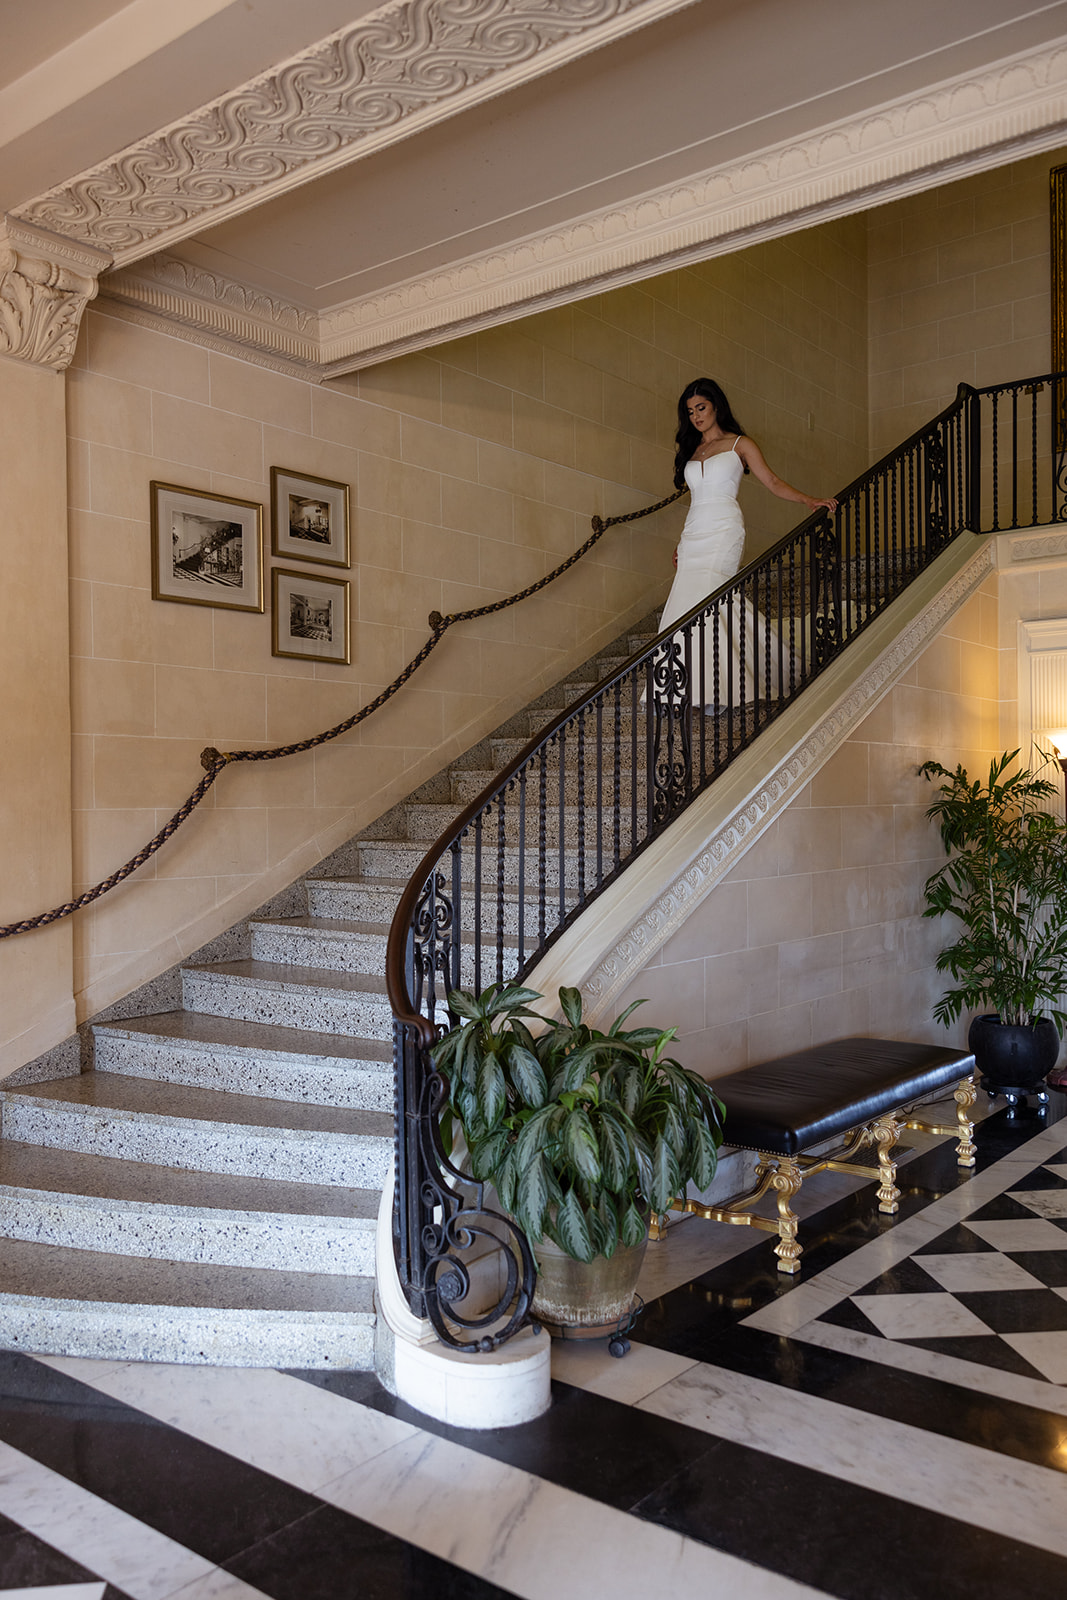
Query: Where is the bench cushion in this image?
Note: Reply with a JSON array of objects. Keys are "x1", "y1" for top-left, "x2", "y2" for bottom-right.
[{"x1": 714, "y1": 1037, "x2": 975, "y2": 1156}]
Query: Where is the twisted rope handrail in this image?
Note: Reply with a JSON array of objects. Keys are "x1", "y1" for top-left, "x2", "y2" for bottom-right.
[{"x1": 0, "y1": 489, "x2": 683, "y2": 940}]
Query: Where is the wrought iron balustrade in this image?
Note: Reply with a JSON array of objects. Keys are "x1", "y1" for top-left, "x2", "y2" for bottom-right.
[{"x1": 385, "y1": 373, "x2": 1067, "y2": 1350}]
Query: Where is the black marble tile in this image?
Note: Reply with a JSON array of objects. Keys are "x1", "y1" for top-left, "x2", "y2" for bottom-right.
[
  {"x1": 225, "y1": 1502, "x2": 521, "y2": 1600},
  {"x1": 849, "y1": 1256, "x2": 948, "y2": 1296},
  {"x1": 954, "y1": 1287, "x2": 1067, "y2": 1334},
  {"x1": 0, "y1": 1351, "x2": 320, "y2": 1567},
  {"x1": 633, "y1": 1432, "x2": 1067, "y2": 1600},
  {"x1": 1005, "y1": 1249, "x2": 1067, "y2": 1286},
  {"x1": 904, "y1": 1333, "x2": 1046, "y2": 1380},
  {"x1": 297, "y1": 1369, "x2": 721, "y2": 1514},
  {"x1": 913, "y1": 1222, "x2": 999, "y2": 1256},
  {"x1": 816, "y1": 1297, "x2": 887, "y2": 1335},
  {"x1": 966, "y1": 1191, "x2": 1055, "y2": 1223},
  {"x1": 0, "y1": 1513, "x2": 127, "y2": 1591}
]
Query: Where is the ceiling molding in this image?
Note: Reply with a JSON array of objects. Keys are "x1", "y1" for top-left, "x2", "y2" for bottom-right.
[
  {"x1": 9, "y1": 0, "x2": 696, "y2": 266},
  {"x1": 97, "y1": 37, "x2": 1067, "y2": 376}
]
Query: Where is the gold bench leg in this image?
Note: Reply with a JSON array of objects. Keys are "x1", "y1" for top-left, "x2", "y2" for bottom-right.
[
  {"x1": 955, "y1": 1075, "x2": 977, "y2": 1167},
  {"x1": 767, "y1": 1155, "x2": 803, "y2": 1273},
  {"x1": 872, "y1": 1112, "x2": 901, "y2": 1213}
]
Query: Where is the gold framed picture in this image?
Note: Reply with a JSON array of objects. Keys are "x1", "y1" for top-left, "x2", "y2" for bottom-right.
[
  {"x1": 272, "y1": 566, "x2": 351, "y2": 665},
  {"x1": 271, "y1": 466, "x2": 350, "y2": 568},
  {"x1": 150, "y1": 481, "x2": 264, "y2": 612}
]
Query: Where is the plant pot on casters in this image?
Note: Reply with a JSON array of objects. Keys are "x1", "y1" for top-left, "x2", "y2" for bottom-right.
[
  {"x1": 921, "y1": 751, "x2": 1067, "y2": 1107},
  {"x1": 432, "y1": 983, "x2": 725, "y2": 1357}
]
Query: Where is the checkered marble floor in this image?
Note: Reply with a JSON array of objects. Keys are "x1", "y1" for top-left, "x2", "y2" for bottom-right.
[{"x1": 822, "y1": 1148, "x2": 1067, "y2": 1385}]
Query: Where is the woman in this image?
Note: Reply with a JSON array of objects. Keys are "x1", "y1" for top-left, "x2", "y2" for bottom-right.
[{"x1": 658, "y1": 378, "x2": 838, "y2": 707}]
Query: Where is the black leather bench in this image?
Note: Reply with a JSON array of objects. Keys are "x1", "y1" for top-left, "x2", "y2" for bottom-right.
[{"x1": 664, "y1": 1037, "x2": 976, "y2": 1273}]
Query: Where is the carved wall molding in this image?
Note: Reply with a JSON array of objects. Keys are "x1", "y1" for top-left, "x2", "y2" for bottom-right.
[
  {"x1": 12, "y1": 0, "x2": 686, "y2": 265},
  {"x1": 576, "y1": 541, "x2": 996, "y2": 1019},
  {"x1": 0, "y1": 217, "x2": 112, "y2": 371},
  {"x1": 94, "y1": 37, "x2": 1067, "y2": 375},
  {"x1": 1008, "y1": 528, "x2": 1067, "y2": 562}
]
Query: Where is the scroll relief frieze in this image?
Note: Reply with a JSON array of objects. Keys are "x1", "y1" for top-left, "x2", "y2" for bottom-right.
[
  {"x1": 12, "y1": 0, "x2": 666, "y2": 263},
  {"x1": 0, "y1": 220, "x2": 112, "y2": 371}
]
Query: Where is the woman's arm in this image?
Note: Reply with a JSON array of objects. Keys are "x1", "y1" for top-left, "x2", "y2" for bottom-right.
[{"x1": 736, "y1": 436, "x2": 838, "y2": 514}]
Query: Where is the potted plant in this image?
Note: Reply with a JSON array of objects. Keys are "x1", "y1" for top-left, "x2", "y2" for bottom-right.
[
  {"x1": 919, "y1": 751, "x2": 1067, "y2": 1098},
  {"x1": 432, "y1": 982, "x2": 724, "y2": 1337}
]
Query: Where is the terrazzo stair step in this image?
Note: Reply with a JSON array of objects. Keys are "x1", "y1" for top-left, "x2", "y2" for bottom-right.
[
  {"x1": 92, "y1": 1010, "x2": 392, "y2": 1111},
  {"x1": 449, "y1": 764, "x2": 646, "y2": 805},
  {"x1": 0, "y1": 1073, "x2": 392, "y2": 1188},
  {"x1": 0, "y1": 1141, "x2": 378, "y2": 1275},
  {"x1": 306, "y1": 874, "x2": 406, "y2": 923},
  {"x1": 181, "y1": 959, "x2": 395, "y2": 1039},
  {"x1": 249, "y1": 915, "x2": 520, "y2": 984},
  {"x1": 353, "y1": 836, "x2": 603, "y2": 888},
  {"x1": 306, "y1": 875, "x2": 580, "y2": 939},
  {"x1": 0, "y1": 1236, "x2": 375, "y2": 1367},
  {"x1": 402, "y1": 798, "x2": 635, "y2": 845}
]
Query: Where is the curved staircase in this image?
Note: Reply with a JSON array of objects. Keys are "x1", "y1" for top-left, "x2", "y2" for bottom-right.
[{"x1": 0, "y1": 618, "x2": 658, "y2": 1367}]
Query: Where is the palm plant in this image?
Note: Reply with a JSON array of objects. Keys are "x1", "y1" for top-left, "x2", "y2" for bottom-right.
[
  {"x1": 432, "y1": 982, "x2": 724, "y2": 1263},
  {"x1": 919, "y1": 751, "x2": 1067, "y2": 1028}
]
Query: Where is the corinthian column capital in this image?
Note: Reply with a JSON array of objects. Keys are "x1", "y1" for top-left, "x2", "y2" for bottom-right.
[{"x1": 0, "y1": 217, "x2": 113, "y2": 371}]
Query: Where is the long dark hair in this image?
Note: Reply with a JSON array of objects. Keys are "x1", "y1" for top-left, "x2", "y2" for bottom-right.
[{"x1": 673, "y1": 378, "x2": 746, "y2": 490}]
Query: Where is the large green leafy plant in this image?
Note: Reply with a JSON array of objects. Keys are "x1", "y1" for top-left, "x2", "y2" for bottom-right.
[
  {"x1": 432, "y1": 983, "x2": 724, "y2": 1263},
  {"x1": 920, "y1": 751, "x2": 1067, "y2": 1028}
]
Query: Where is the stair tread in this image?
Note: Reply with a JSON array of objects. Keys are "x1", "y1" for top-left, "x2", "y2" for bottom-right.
[
  {"x1": 186, "y1": 959, "x2": 388, "y2": 994},
  {"x1": 0, "y1": 1236, "x2": 375, "y2": 1313},
  {"x1": 2, "y1": 1072, "x2": 393, "y2": 1139},
  {"x1": 95, "y1": 1009, "x2": 391, "y2": 1064},
  {"x1": 0, "y1": 1140, "x2": 378, "y2": 1220}
]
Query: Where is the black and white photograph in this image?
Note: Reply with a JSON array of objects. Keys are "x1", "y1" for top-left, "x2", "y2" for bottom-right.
[
  {"x1": 271, "y1": 467, "x2": 350, "y2": 567},
  {"x1": 150, "y1": 482, "x2": 264, "y2": 612},
  {"x1": 272, "y1": 566, "x2": 351, "y2": 664}
]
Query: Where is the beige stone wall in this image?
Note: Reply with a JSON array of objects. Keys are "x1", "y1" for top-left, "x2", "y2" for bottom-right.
[
  {"x1": 0, "y1": 356, "x2": 76, "y2": 1074},
  {"x1": 669, "y1": 215, "x2": 870, "y2": 555},
  {"x1": 59, "y1": 218, "x2": 868, "y2": 1030},
  {"x1": 868, "y1": 148, "x2": 1061, "y2": 460},
  {"x1": 610, "y1": 576, "x2": 1004, "y2": 1079}
]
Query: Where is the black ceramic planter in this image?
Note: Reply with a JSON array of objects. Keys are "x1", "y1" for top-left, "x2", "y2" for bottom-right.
[{"x1": 967, "y1": 1013, "x2": 1060, "y2": 1102}]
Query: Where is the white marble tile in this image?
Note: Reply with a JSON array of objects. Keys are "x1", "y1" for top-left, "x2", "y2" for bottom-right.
[
  {"x1": 550, "y1": 1337, "x2": 699, "y2": 1403},
  {"x1": 1044, "y1": 1163, "x2": 1067, "y2": 1180},
  {"x1": 321, "y1": 1419, "x2": 826, "y2": 1600},
  {"x1": 0, "y1": 1439, "x2": 269, "y2": 1600},
  {"x1": 913, "y1": 1252, "x2": 1047, "y2": 1292},
  {"x1": 40, "y1": 1361, "x2": 418, "y2": 1495},
  {"x1": 965, "y1": 1218, "x2": 1067, "y2": 1253},
  {"x1": 849, "y1": 1291, "x2": 993, "y2": 1340},
  {"x1": 637, "y1": 1360, "x2": 1067, "y2": 1558},
  {"x1": 0, "y1": 1588, "x2": 105, "y2": 1600},
  {"x1": 1002, "y1": 1330, "x2": 1067, "y2": 1384},
  {"x1": 798, "y1": 1317, "x2": 1067, "y2": 1418},
  {"x1": 1008, "y1": 1188, "x2": 1067, "y2": 1219}
]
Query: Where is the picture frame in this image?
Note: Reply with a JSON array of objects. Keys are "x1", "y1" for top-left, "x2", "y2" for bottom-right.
[
  {"x1": 271, "y1": 466, "x2": 350, "y2": 568},
  {"x1": 272, "y1": 566, "x2": 351, "y2": 665},
  {"x1": 151, "y1": 481, "x2": 264, "y2": 612}
]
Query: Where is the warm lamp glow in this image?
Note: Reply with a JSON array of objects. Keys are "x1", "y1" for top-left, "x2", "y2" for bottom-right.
[{"x1": 1037, "y1": 728, "x2": 1067, "y2": 759}]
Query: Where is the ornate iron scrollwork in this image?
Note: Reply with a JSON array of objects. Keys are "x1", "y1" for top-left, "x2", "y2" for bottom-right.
[
  {"x1": 394, "y1": 1014, "x2": 538, "y2": 1352},
  {"x1": 810, "y1": 519, "x2": 842, "y2": 668},
  {"x1": 410, "y1": 868, "x2": 454, "y2": 1023},
  {"x1": 925, "y1": 423, "x2": 949, "y2": 550},
  {"x1": 650, "y1": 634, "x2": 692, "y2": 823}
]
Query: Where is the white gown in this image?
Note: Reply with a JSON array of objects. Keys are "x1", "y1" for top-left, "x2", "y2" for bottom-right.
[{"x1": 656, "y1": 441, "x2": 790, "y2": 707}]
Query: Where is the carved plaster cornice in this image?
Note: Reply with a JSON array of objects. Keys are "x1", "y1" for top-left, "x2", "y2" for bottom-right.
[
  {"x1": 0, "y1": 217, "x2": 112, "y2": 371},
  {"x1": 569, "y1": 540, "x2": 997, "y2": 1020},
  {"x1": 11, "y1": 0, "x2": 688, "y2": 266},
  {"x1": 94, "y1": 37, "x2": 1067, "y2": 376},
  {"x1": 317, "y1": 39, "x2": 1067, "y2": 371}
]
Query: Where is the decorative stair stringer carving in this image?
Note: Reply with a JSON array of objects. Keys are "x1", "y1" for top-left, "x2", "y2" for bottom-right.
[{"x1": 525, "y1": 534, "x2": 996, "y2": 1025}]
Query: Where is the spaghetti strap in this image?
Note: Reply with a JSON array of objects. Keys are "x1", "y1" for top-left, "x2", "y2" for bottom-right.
[{"x1": 731, "y1": 435, "x2": 742, "y2": 455}]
